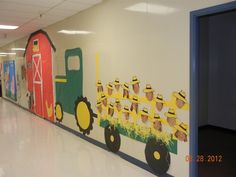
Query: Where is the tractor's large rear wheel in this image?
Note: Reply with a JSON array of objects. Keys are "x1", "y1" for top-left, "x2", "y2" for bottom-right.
[
  {"x1": 104, "y1": 125, "x2": 121, "y2": 153},
  {"x1": 145, "y1": 138, "x2": 170, "y2": 175},
  {"x1": 55, "y1": 102, "x2": 63, "y2": 122},
  {"x1": 74, "y1": 97, "x2": 94, "y2": 135}
]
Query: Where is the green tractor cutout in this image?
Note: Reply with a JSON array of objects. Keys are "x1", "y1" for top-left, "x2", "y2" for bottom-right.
[{"x1": 55, "y1": 48, "x2": 94, "y2": 135}]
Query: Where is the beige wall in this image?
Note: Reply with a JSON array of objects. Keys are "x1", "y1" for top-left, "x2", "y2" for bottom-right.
[{"x1": 0, "y1": 0, "x2": 233, "y2": 176}]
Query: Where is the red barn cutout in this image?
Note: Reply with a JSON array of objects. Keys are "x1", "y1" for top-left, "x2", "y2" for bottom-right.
[{"x1": 24, "y1": 30, "x2": 56, "y2": 122}]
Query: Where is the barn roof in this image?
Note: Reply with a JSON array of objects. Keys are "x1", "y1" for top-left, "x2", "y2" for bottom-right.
[{"x1": 24, "y1": 29, "x2": 56, "y2": 56}]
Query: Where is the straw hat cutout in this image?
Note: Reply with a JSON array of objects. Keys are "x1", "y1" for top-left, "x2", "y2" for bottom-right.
[
  {"x1": 173, "y1": 90, "x2": 187, "y2": 109},
  {"x1": 143, "y1": 84, "x2": 154, "y2": 101},
  {"x1": 96, "y1": 80, "x2": 103, "y2": 92},
  {"x1": 131, "y1": 76, "x2": 140, "y2": 94},
  {"x1": 122, "y1": 82, "x2": 129, "y2": 98},
  {"x1": 107, "y1": 82, "x2": 113, "y2": 96},
  {"x1": 141, "y1": 108, "x2": 149, "y2": 123},
  {"x1": 165, "y1": 108, "x2": 177, "y2": 127},
  {"x1": 113, "y1": 78, "x2": 121, "y2": 91},
  {"x1": 155, "y1": 94, "x2": 165, "y2": 111}
]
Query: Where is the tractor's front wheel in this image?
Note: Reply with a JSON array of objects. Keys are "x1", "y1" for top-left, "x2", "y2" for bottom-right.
[
  {"x1": 74, "y1": 97, "x2": 94, "y2": 135},
  {"x1": 55, "y1": 102, "x2": 63, "y2": 122},
  {"x1": 145, "y1": 138, "x2": 170, "y2": 175},
  {"x1": 104, "y1": 125, "x2": 121, "y2": 153}
]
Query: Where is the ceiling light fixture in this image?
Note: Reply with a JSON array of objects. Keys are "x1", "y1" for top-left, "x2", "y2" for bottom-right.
[
  {"x1": 0, "y1": 54, "x2": 7, "y2": 57},
  {"x1": 11, "y1": 48, "x2": 25, "y2": 51},
  {"x1": 125, "y1": 3, "x2": 177, "y2": 15},
  {"x1": 58, "y1": 30, "x2": 92, "y2": 35},
  {"x1": 0, "y1": 25, "x2": 18, "y2": 30},
  {"x1": 0, "y1": 52, "x2": 16, "y2": 55}
]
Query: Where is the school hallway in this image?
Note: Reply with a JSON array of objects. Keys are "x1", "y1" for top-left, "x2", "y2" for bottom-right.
[{"x1": 0, "y1": 98, "x2": 155, "y2": 177}]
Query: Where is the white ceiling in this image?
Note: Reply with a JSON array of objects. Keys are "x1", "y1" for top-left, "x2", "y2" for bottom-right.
[{"x1": 0, "y1": 0, "x2": 103, "y2": 47}]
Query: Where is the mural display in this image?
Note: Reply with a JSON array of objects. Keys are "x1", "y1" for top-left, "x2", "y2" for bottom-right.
[
  {"x1": 1, "y1": 0, "x2": 202, "y2": 174},
  {"x1": 95, "y1": 55, "x2": 189, "y2": 175},
  {"x1": 25, "y1": 30, "x2": 55, "y2": 121},
  {"x1": 3, "y1": 60, "x2": 17, "y2": 101},
  {"x1": 54, "y1": 48, "x2": 94, "y2": 135},
  {"x1": 54, "y1": 49, "x2": 189, "y2": 176},
  {"x1": 0, "y1": 24, "x2": 190, "y2": 176}
]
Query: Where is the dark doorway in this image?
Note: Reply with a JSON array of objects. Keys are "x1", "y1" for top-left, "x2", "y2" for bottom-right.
[{"x1": 198, "y1": 9, "x2": 236, "y2": 177}]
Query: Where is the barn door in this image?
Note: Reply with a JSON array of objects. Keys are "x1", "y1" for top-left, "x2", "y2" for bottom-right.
[{"x1": 32, "y1": 54, "x2": 43, "y2": 117}]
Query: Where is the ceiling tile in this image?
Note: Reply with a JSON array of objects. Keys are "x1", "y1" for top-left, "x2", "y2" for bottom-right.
[
  {"x1": 68, "y1": 0, "x2": 103, "y2": 5},
  {"x1": 0, "y1": 1, "x2": 48, "y2": 12},
  {"x1": 0, "y1": 0, "x2": 64, "y2": 8},
  {"x1": 54, "y1": 1, "x2": 91, "y2": 11},
  {"x1": 0, "y1": 0, "x2": 103, "y2": 47}
]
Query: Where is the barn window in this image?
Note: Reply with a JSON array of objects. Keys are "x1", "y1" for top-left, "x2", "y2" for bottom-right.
[
  {"x1": 68, "y1": 56, "x2": 80, "y2": 70},
  {"x1": 33, "y1": 39, "x2": 39, "y2": 52}
]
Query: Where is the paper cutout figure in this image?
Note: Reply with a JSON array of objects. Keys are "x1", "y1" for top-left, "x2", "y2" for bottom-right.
[
  {"x1": 96, "y1": 80, "x2": 103, "y2": 92},
  {"x1": 166, "y1": 90, "x2": 189, "y2": 110},
  {"x1": 108, "y1": 103, "x2": 114, "y2": 117},
  {"x1": 113, "y1": 78, "x2": 121, "y2": 92},
  {"x1": 101, "y1": 93, "x2": 107, "y2": 107},
  {"x1": 173, "y1": 90, "x2": 187, "y2": 109},
  {"x1": 115, "y1": 99, "x2": 122, "y2": 112},
  {"x1": 153, "y1": 113, "x2": 163, "y2": 132},
  {"x1": 130, "y1": 95, "x2": 139, "y2": 113},
  {"x1": 140, "y1": 107, "x2": 149, "y2": 123},
  {"x1": 165, "y1": 108, "x2": 178, "y2": 127},
  {"x1": 122, "y1": 82, "x2": 129, "y2": 98},
  {"x1": 131, "y1": 76, "x2": 140, "y2": 94},
  {"x1": 155, "y1": 94, "x2": 165, "y2": 112},
  {"x1": 107, "y1": 82, "x2": 113, "y2": 96},
  {"x1": 96, "y1": 100, "x2": 103, "y2": 114},
  {"x1": 174, "y1": 122, "x2": 188, "y2": 142},
  {"x1": 122, "y1": 106, "x2": 130, "y2": 120},
  {"x1": 143, "y1": 84, "x2": 154, "y2": 101}
]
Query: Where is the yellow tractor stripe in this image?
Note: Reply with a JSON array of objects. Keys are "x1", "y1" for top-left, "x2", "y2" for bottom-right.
[
  {"x1": 95, "y1": 52, "x2": 100, "y2": 82},
  {"x1": 55, "y1": 78, "x2": 67, "y2": 83},
  {"x1": 96, "y1": 52, "x2": 101, "y2": 125}
]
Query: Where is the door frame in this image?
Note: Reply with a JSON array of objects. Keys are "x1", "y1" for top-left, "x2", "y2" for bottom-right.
[
  {"x1": 190, "y1": 1, "x2": 236, "y2": 177},
  {"x1": 32, "y1": 53, "x2": 44, "y2": 117}
]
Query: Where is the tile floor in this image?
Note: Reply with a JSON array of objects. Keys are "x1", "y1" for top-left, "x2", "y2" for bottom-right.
[{"x1": 0, "y1": 98, "x2": 155, "y2": 177}]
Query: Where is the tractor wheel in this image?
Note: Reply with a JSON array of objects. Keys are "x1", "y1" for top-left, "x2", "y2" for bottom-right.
[
  {"x1": 145, "y1": 138, "x2": 170, "y2": 175},
  {"x1": 74, "y1": 96, "x2": 94, "y2": 135},
  {"x1": 55, "y1": 102, "x2": 63, "y2": 122},
  {"x1": 104, "y1": 125, "x2": 121, "y2": 153}
]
